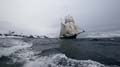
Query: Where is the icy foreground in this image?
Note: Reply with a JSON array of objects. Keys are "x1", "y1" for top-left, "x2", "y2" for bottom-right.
[
  {"x1": 0, "y1": 39, "x2": 110, "y2": 67},
  {"x1": 23, "y1": 54, "x2": 106, "y2": 67}
]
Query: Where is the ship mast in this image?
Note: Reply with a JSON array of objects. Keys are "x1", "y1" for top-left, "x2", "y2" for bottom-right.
[{"x1": 60, "y1": 15, "x2": 80, "y2": 38}]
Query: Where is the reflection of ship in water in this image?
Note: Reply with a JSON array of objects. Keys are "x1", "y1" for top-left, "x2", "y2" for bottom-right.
[{"x1": 60, "y1": 15, "x2": 85, "y2": 39}]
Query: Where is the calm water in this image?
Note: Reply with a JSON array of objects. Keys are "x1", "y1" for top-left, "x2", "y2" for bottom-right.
[{"x1": 0, "y1": 38, "x2": 120, "y2": 67}]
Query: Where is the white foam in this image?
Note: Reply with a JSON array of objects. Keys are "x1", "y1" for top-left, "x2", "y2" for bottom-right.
[
  {"x1": 12, "y1": 48, "x2": 40, "y2": 63},
  {"x1": 0, "y1": 39, "x2": 32, "y2": 57},
  {"x1": 23, "y1": 54, "x2": 107, "y2": 67}
]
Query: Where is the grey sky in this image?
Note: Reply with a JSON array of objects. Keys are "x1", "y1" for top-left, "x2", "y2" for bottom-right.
[{"x1": 0, "y1": 0, "x2": 120, "y2": 37}]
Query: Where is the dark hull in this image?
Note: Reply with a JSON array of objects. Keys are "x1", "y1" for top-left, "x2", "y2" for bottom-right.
[{"x1": 60, "y1": 34, "x2": 77, "y2": 39}]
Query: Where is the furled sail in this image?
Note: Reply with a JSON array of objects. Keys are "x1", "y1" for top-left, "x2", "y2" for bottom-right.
[{"x1": 60, "y1": 15, "x2": 80, "y2": 38}]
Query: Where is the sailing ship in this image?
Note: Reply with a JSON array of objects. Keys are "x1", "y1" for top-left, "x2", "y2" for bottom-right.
[{"x1": 60, "y1": 15, "x2": 84, "y2": 39}]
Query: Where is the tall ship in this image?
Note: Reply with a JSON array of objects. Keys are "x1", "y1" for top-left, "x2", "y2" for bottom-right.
[{"x1": 60, "y1": 15, "x2": 84, "y2": 39}]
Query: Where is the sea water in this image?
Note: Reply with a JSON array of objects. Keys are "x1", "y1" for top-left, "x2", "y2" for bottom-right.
[{"x1": 0, "y1": 38, "x2": 120, "y2": 67}]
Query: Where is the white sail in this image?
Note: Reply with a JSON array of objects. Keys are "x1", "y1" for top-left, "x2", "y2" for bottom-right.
[{"x1": 60, "y1": 15, "x2": 79, "y2": 37}]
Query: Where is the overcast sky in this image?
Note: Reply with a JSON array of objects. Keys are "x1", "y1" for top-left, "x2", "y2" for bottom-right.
[{"x1": 0, "y1": 0, "x2": 120, "y2": 37}]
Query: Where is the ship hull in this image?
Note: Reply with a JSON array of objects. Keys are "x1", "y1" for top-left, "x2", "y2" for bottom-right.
[{"x1": 60, "y1": 34, "x2": 77, "y2": 39}]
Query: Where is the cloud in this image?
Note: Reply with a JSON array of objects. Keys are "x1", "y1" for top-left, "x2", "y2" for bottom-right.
[{"x1": 0, "y1": 0, "x2": 120, "y2": 37}]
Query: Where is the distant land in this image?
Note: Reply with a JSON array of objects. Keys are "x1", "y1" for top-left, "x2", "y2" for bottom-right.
[{"x1": 0, "y1": 31, "x2": 49, "y2": 38}]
